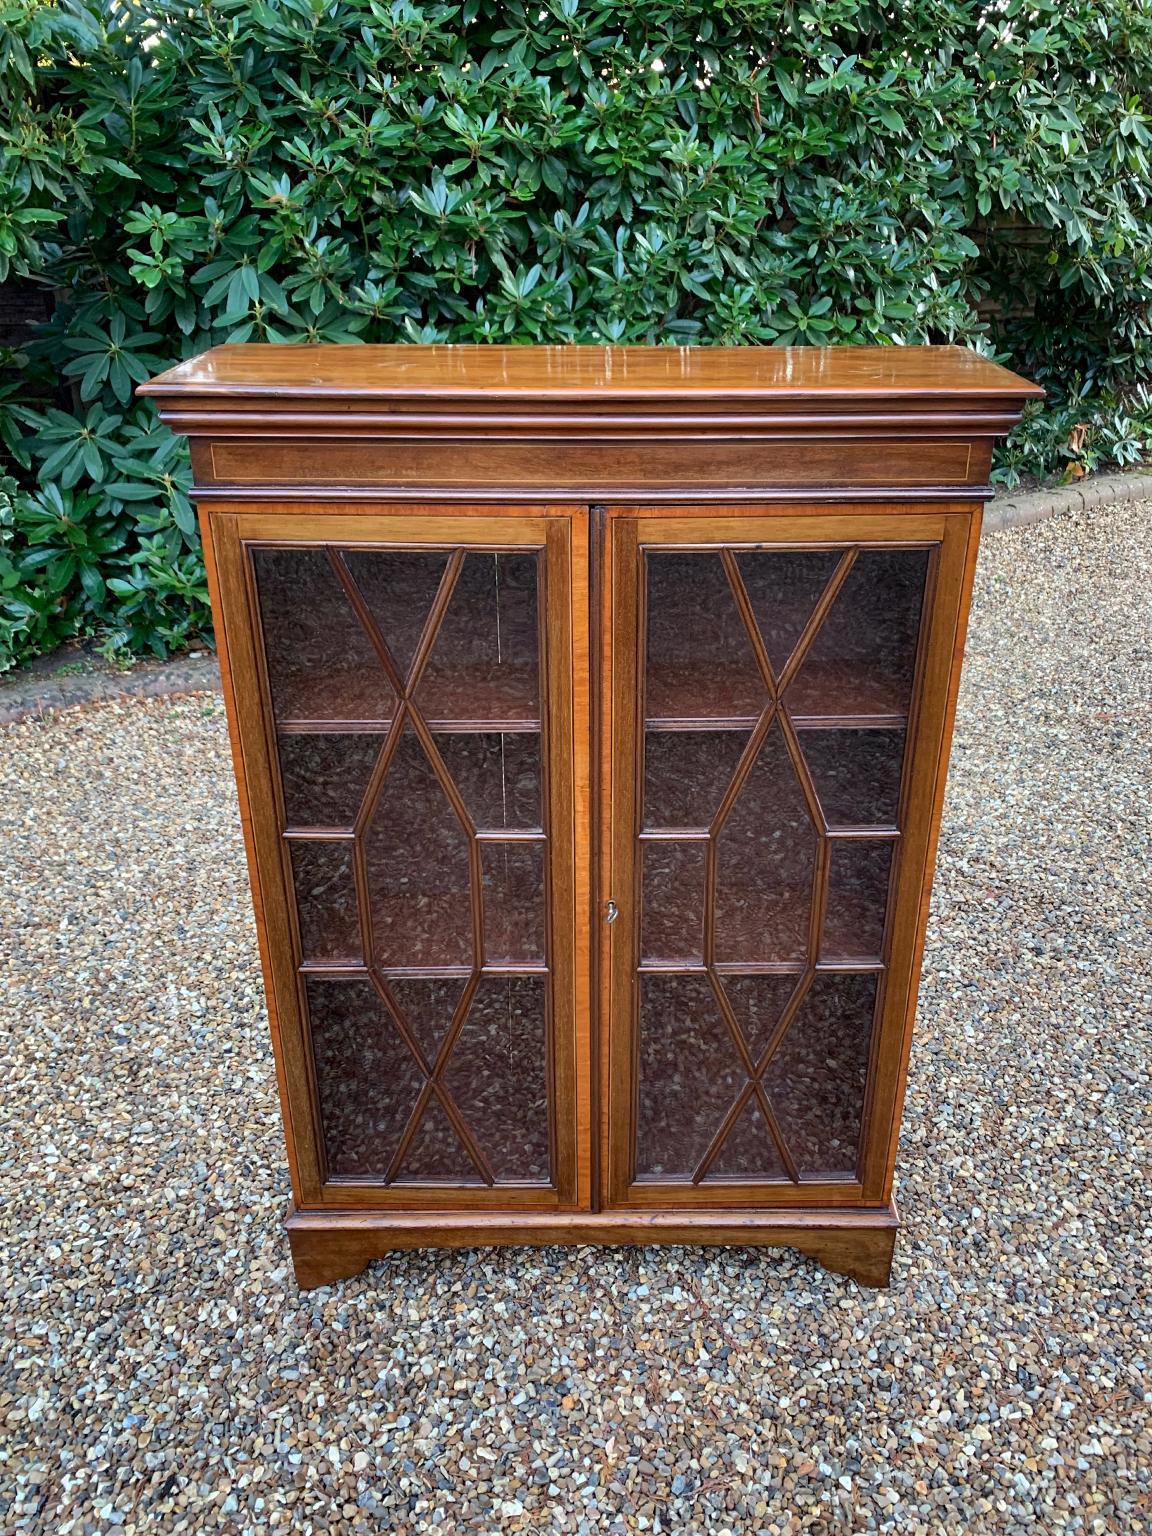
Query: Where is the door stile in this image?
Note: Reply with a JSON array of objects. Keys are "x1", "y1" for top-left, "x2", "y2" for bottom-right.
[
  {"x1": 565, "y1": 510, "x2": 595, "y2": 1211},
  {"x1": 604, "y1": 518, "x2": 643, "y2": 1205},
  {"x1": 543, "y1": 513, "x2": 595, "y2": 1210}
]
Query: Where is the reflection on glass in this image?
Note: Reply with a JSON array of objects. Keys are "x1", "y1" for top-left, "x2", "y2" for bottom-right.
[
  {"x1": 641, "y1": 841, "x2": 706, "y2": 962},
  {"x1": 482, "y1": 842, "x2": 546, "y2": 963},
  {"x1": 631, "y1": 543, "x2": 920, "y2": 1190},
  {"x1": 435, "y1": 732, "x2": 541, "y2": 830},
  {"x1": 278, "y1": 732, "x2": 381, "y2": 828},
  {"x1": 823, "y1": 842, "x2": 894, "y2": 960},
  {"x1": 715, "y1": 721, "x2": 817, "y2": 963},
  {"x1": 270, "y1": 540, "x2": 556, "y2": 1191},
  {"x1": 787, "y1": 549, "x2": 929, "y2": 718},
  {"x1": 736, "y1": 549, "x2": 843, "y2": 675},
  {"x1": 417, "y1": 552, "x2": 539, "y2": 725},
  {"x1": 645, "y1": 553, "x2": 763, "y2": 721},
  {"x1": 308, "y1": 970, "x2": 553, "y2": 1185},
  {"x1": 799, "y1": 728, "x2": 906, "y2": 827},
  {"x1": 721, "y1": 973, "x2": 802, "y2": 1060},
  {"x1": 707, "y1": 1098, "x2": 786, "y2": 1180},
  {"x1": 394, "y1": 1097, "x2": 477, "y2": 1181},
  {"x1": 364, "y1": 727, "x2": 472, "y2": 967},
  {"x1": 307, "y1": 978, "x2": 424, "y2": 1177},
  {"x1": 443, "y1": 975, "x2": 550, "y2": 1181},
  {"x1": 252, "y1": 548, "x2": 394, "y2": 722},
  {"x1": 636, "y1": 974, "x2": 745, "y2": 1178},
  {"x1": 643, "y1": 729, "x2": 748, "y2": 829},
  {"x1": 290, "y1": 841, "x2": 360, "y2": 963},
  {"x1": 385, "y1": 975, "x2": 467, "y2": 1066},
  {"x1": 343, "y1": 549, "x2": 448, "y2": 680},
  {"x1": 763, "y1": 973, "x2": 877, "y2": 1176}
]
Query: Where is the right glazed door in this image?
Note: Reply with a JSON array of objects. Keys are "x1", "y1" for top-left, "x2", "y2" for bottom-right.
[{"x1": 603, "y1": 507, "x2": 979, "y2": 1210}]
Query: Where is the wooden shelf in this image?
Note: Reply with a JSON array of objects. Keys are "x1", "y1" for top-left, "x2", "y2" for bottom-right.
[
  {"x1": 271, "y1": 668, "x2": 541, "y2": 733},
  {"x1": 644, "y1": 660, "x2": 914, "y2": 729},
  {"x1": 636, "y1": 960, "x2": 886, "y2": 976},
  {"x1": 278, "y1": 718, "x2": 542, "y2": 734}
]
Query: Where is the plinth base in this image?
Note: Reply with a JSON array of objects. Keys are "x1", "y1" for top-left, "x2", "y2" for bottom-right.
[{"x1": 286, "y1": 1204, "x2": 899, "y2": 1289}]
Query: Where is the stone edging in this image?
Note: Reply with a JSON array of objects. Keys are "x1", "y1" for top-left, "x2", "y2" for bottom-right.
[
  {"x1": 0, "y1": 652, "x2": 222, "y2": 726},
  {"x1": 984, "y1": 468, "x2": 1152, "y2": 532},
  {"x1": 2, "y1": 469, "x2": 1148, "y2": 725}
]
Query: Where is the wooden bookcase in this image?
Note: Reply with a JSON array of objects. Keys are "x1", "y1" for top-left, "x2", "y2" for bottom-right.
[{"x1": 141, "y1": 344, "x2": 1040, "y2": 1288}]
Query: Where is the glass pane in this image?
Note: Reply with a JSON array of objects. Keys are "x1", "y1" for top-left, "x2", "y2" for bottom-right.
[
  {"x1": 394, "y1": 1097, "x2": 477, "y2": 1182},
  {"x1": 764, "y1": 973, "x2": 877, "y2": 1176},
  {"x1": 417, "y1": 552, "x2": 539, "y2": 726},
  {"x1": 482, "y1": 842, "x2": 546, "y2": 963},
  {"x1": 715, "y1": 720, "x2": 818, "y2": 964},
  {"x1": 252, "y1": 547, "x2": 394, "y2": 723},
  {"x1": 443, "y1": 975, "x2": 550, "y2": 1181},
  {"x1": 635, "y1": 973, "x2": 745, "y2": 1179},
  {"x1": 273, "y1": 539, "x2": 557, "y2": 1194},
  {"x1": 641, "y1": 841, "x2": 706, "y2": 963},
  {"x1": 364, "y1": 727, "x2": 473, "y2": 967},
  {"x1": 278, "y1": 732, "x2": 381, "y2": 828},
  {"x1": 798, "y1": 728, "x2": 906, "y2": 827},
  {"x1": 307, "y1": 978, "x2": 424, "y2": 1178},
  {"x1": 643, "y1": 729, "x2": 749, "y2": 830},
  {"x1": 342, "y1": 549, "x2": 448, "y2": 681},
  {"x1": 435, "y1": 732, "x2": 541, "y2": 831},
  {"x1": 707, "y1": 1098, "x2": 786, "y2": 1181},
  {"x1": 823, "y1": 841, "x2": 894, "y2": 960},
  {"x1": 290, "y1": 841, "x2": 360, "y2": 963},
  {"x1": 384, "y1": 975, "x2": 467, "y2": 1067},
  {"x1": 736, "y1": 549, "x2": 844, "y2": 676},
  {"x1": 645, "y1": 553, "x2": 763, "y2": 722},
  {"x1": 721, "y1": 973, "x2": 802, "y2": 1061},
  {"x1": 787, "y1": 548, "x2": 929, "y2": 719}
]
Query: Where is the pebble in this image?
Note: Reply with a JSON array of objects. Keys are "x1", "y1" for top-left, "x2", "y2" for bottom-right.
[{"x1": 1, "y1": 502, "x2": 1149, "y2": 1533}]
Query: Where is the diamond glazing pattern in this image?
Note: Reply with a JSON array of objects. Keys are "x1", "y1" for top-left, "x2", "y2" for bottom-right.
[
  {"x1": 253, "y1": 546, "x2": 550, "y2": 1186},
  {"x1": 637, "y1": 546, "x2": 928, "y2": 1183}
]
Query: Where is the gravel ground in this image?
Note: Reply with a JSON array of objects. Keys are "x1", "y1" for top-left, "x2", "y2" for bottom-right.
[{"x1": 2, "y1": 502, "x2": 1150, "y2": 1535}]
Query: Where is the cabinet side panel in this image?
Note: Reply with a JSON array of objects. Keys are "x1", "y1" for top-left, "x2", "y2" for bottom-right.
[
  {"x1": 858, "y1": 509, "x2": 983, "y2": 1200},
  {"x1": 206, "y1": 511, "x2": 323, "y2": 1201}
]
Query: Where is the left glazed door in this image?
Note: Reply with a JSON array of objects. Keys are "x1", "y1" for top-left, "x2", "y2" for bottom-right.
[{"x1": 206, "y1": 507, "x2": 590, "y2": 1212}]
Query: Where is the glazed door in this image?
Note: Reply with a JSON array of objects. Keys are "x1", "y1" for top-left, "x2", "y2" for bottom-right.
[
  {"x1": 602, "y1": 508, "x2": 978, "y2": 1210},
  {"x1": 208, "y1": 507, "x2": 591, "y2": 1211}
]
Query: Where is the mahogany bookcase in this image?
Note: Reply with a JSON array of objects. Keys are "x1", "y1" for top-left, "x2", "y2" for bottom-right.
[{"x1": 141, "y1": 344, "x2": 1040, "y2": 1288}]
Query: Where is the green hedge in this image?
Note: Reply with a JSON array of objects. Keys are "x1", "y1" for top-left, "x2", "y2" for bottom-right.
[{"x1": 2, "y1": 0, "x2": 1150, "y2": 670}]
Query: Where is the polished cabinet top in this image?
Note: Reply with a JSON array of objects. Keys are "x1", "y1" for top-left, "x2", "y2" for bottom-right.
[
  {"x1": 141, "y1": 343, "x2": 1042, "y2": 405},
  {"x1": 144, "y1": 344, "x2": 1040, "y2": 500}
]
